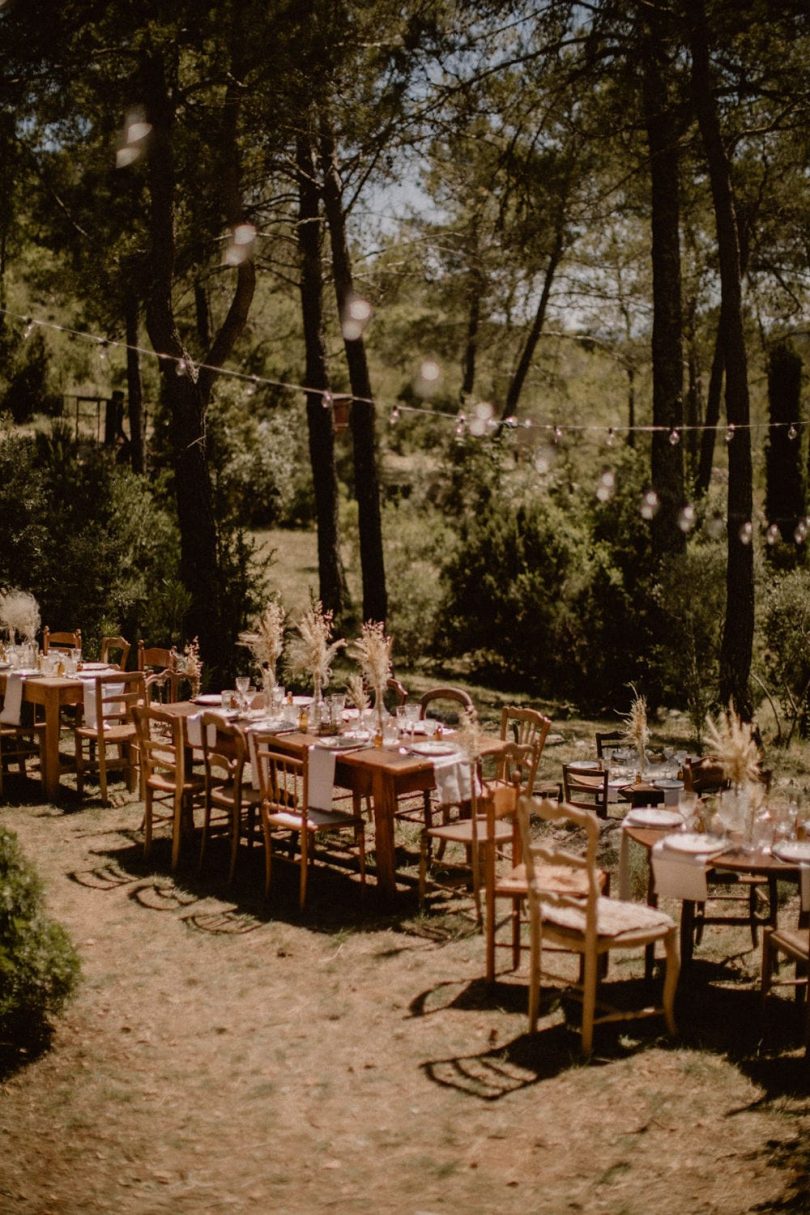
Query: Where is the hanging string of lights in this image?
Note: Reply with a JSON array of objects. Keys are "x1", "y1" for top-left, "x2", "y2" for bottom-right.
[{"x1": 2, "y1": 305, "x2": 807, "y2": 547}]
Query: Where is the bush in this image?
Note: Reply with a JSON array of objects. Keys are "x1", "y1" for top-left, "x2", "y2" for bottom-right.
[
  {"x1": 383, "y1": 499, "x2": 457, "y2": 668},
  {"x1": 760, "y1": 566, "x2": 810, "y2": 742},
  {"x1": 0, "y1": 827, "x2": 80, "y2": 1043}
]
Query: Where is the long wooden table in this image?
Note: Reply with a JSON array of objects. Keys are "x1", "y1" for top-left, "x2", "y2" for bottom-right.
[{"x1": 0, "y1": 670, "x2": 83, "y2": 799}]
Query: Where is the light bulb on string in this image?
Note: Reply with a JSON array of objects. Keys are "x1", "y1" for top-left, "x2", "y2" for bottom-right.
[
  {"x1": 553, "y1": 425, "x2": 563, "y2": 444},
  {"x1": 502, "y1": 415, "x2": 518, "y2": 429},
  {"x1": 706, "y1": 511, "x2": 725, "y2": 539},
  {"x1": 640, "y1": 489, "x2": 660, "y2": 520},
  {"x1": 596, "y1": 468, "x2": 616, "y2": 503},
  {"x1": 677, "y1": 504, "x2": 696, "y2": 533},
  {"x1": 454, "y1": 411, "x2": 467, "y2": 440},
  {"x1": 605, "y1": 427, "x2": 616, "y2": 448},
  {"x1": 389, "y1": 404, "x2": 400, "y2": 426},
  {"x1": 738, "y1": 521, "x2": 753, "y2": 545},
  {"x1": 342, "y1": 295, "x2": 373, "y2": 341},
  {"x1": 669, "y1": 428, "x2": 680, "y2": 446},
  {"x1": 725, "y1": 424, "x2": 735, "y2": 443},
  {"x1": 245, "y1": 375, "x2": 259, "y2": 397},
  {"x1": 794, "y1": 520, "x2": 807, "y2": 544},
  {"x1": 175, "y1": 357, "x2": 190, "y2": 377},
  {"x1": 788, "y1": 423, "x2": 799, "y2": 441},
  {"x1": 22, "y1": 317, "x2": 35, "y2": 339},
  {"x1": 766, "y1": 523, "x2": 780, "y2": 545},
  {"x1": 322, "y1": 390, "x2": 333, "y2": 411},
  {"x1": 96, "y1": 338, "x2": 109, "y2": 366}
]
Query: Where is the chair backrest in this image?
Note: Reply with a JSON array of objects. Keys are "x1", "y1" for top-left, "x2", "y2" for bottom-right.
[
  {"x1": 516, "y1": 794, "x2": 600, "y2": 942},
  {"x1": 42, "y1": 626, "x2": 82, "y2": 654},
  {"x1": 682, "y1": 755, "x2": 730, "y2": 795},
  {"x1": 419, "y1": 686, "x2": 474, "y2": 725},
  {"x1": 562, "y1": 763, "x2": 609, "y2": 815},
  {"x1": 133, "y1": 703, "x2": 186, "y2": 787},
  {"x1": 385, "y1": 677, "x2": 409, "y2": 710},
  {"x1": 255, "y1": 743, "x2": 307, "y2": 816},
  {"x1": 595, "y1": 730, "x2": 625, "y2": 760},
  {"x1": 499, "y1": 708, "x2": 551, "y2": 789},
  {"x1": 137, "y1": 642, "x2": 181, "y2": 702},
  {"x1": 200, "y1": 712, "x2": 246, "y2": 793},
  {"x1": 85, "y1": 671, "x2": 145, "y2": 735},
  {"x1": 100, "y1": 635, "x2": 131, "y2": 670}
]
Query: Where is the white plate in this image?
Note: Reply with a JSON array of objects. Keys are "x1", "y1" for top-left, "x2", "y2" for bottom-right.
[
  {"x1": 409, "y1": 741, "x2": 458, "y2": 758},
  {"x1": 193, "y1": 694, "x2": 226, "y2": 706},
  {"x1": 342, "y1": 729, "x2": 371, "y2": 743},
  {"x1": 772, "y1": 840, "x2": 810, "y2": 865},
  {"x1": 627, "y1": 807, "x2": 683, "y2": 829},
  {"x1": 568, "y1": 759, "x2": 602, "y2": 771},
  {"x1": 79, "y1": 662, "x2": 112, "y2": 672},
  {"x1": 15, "y1": 668, "x2": 44, "y2": 678},
  {"x1": 654, "y1": 778, "x2": 684, "y2": 790},
  {"x1": 247, "y1": 718, "x2": 295, "y2": 734},
  {"x1": 661, "y1": 832, "x2": 726, "y2": 856},
  {"x1": 315, "y1": 736, "x2": 368, "y2": 751}
]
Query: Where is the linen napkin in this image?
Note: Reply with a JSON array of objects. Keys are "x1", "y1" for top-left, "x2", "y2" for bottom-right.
[
  {"x1": 618, "y1": 808, "x2": 682, "y2": 899},
  {"x1": 0, "y1": 672, "x2": 24, "y2": 725},
  {"x1": 651, "y1": 838, "x2": 711, "y2": 902},
  {"x1": 308, "y1": 744, "x2": 336, "y2": 812},
  {"x1": 82, "y1": 679, "x2": 125, "y2": 729},
  {"x1": 432, "y1": 751, "x2": 480, "y2": 807},
  {"x1": 186, "y1": 711, "x2": 222, "y2": 750}
]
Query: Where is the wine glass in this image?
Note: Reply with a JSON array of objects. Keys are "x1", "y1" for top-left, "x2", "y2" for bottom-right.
[{"x1": 235, "y1": 674, "x2": 251, "y2": 712}]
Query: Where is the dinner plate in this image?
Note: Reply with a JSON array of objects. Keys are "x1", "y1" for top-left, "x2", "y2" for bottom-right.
[
  {"x1": 79, "y1": 662, "x2": 112, "y2": 672},
  {"x1": 627, "y1": 807, "x2": 683, "y2": 830},
  {"x1": 314, "y1": 736, "x2": 368, "y2": 751},
  {"x1": 660, "y1": 832, "x2": 726, "y2": 856},
  {"x1": 567, "y1": 759, "x2": 602, "y2": 771},
  {"x1": 248, "y1": 718, "x2": 295, "y2": 734},
  {"x1": 409, "y1": 740, "x2": 458, "y2": 758},
  {"x1": 771, "y1": 839, "x2": 810, "y2": 865},
  {"x1": 193, "y1": 694, "x2": 225, "y2": 706},
  {"x1": 15, "y1": 668, "x2": 43, "y2": 678}
]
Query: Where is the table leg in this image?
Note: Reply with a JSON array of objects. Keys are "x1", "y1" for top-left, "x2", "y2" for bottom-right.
[
  {"x1": 371, "y1": 769, "x2": 397, "y2": 899},
  {"x1": 39, "y1": 685, "x2": 63, "y2": 800},
  {"x1": 680, "y1": 899, "x2": 695, "y2": 968}
]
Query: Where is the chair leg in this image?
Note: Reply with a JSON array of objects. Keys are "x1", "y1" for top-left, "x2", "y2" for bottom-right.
[
  {"x1": 228, "y1": 810, "x2": 240, "y2": 886},
  {"x1": 143, "y1": 791, "x2": 153, "y2": 858},
  {"x1": 418, "y1": 831, "x2": 429, "y2": 910},
  {"x1": 761, "y1": 927, "x2": 775, "y2": 998},
  {"x1": 662, "y1": 928, "x2": 680, "y2": 1037},
  {"x1": 528, "y1": 910, "x2": 541, "y2": 1032},
  {"x1": 199, "y1": 796, "x2": 211, "y2": 872},
  {"x1": 581, "y1": 950, "x2": 598, "y2": 1056},
  {"x1": 356, "y1": 825, "x2": 366, "y2": 887},
  {"x1": 299, "y1": 831, "x2": 309, "y2": 909}
]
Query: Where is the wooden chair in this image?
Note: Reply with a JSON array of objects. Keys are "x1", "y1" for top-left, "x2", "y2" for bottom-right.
[
  {"x1": 133, "y1": 703, "x2": 205, "y2": 869},
  {"x1": 42, "y1": 627, "x2": 82, "y2": 655},
  {"x1": 256, "y1": 744, "x2": 366, "y2": 909},
  {"x1": 682, "y1": 755, "x2": 730, "y2": 796},
  {"x1": 74, "y1": 671, "x2": 145, "y2": 804},
  {"x1": 517, "y1": 795, "x2": 679, "y2": 1055},
  {"x1": 595, "y1": 730, "x2": 625, "y2": 761},
  {"x1": 100, "y1": 635, "x2": 131, "y2": 670},
  {"x1": 137, "y1": 641, "x2": 181, "y2": 702},
  {"x1": 761, "y1": 908, "x2": 810, "y2": 1054},
  {"x1": 198, "y1": 713, "x2": 252, "y2": 884},
  {"x1": 418, "y1": 741, "x2": 532, "y2": 922},
  {"x1": 562, "y1": 763, "x2": 609, "y2": 819},
  {"x1": 0, "y1": 678, "x2": 45, "y2": 795}
]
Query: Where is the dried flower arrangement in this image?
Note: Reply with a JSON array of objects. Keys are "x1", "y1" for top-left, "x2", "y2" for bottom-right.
[
  {"x1": 704, "y1": 703, "x2": 761, "y2": 789},
  {"x1": 239, "y1": 601, "x2": 286, "y2": 690},
  {"x1": 349, "y1": 622, "x2": 392, "y2": 694},
  {"x1": 174, "y1": 637, "x2": 203, "y2": 698},
  {"x1": 456, "y1": 706, "x2": 483, "y2": 761},
  {"x1": 345, "y1": 673, "x2": 370, "y2": 713},
  {"x1": 622, "y1": 686, "x2": 649, "y2": 755},
  {"x1": 287, "y1": 601, "x2": 345, "y2": 694},
  {"x1": 0, "y1": 588, "x2": 41, "y2": 644}
]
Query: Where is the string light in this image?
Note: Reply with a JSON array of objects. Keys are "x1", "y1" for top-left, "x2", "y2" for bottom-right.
[
  {"x1": 605, "y1": 427, "x2": 616, "y2": 448},
  {"x1": 640, "y1": 489, "x2": 660, "y2": 520},
  {"x1": 22, "y1": 317, "x2": 35, "y2": 339},
  {"x1": 788, "y1": 423, "x2": 798, "y2": 440},
  {"x1": 322, "y1": 390, "x2": 333, "y2": 411},
  {"x1": 668, "y1": 428, "x2": 680, "y2": 446},
  {"x1": 454, "y1": 411, "x2": 466, "y2": 439},
  {"x1": 553, "y1": 425, "x2": 563, "y2": 443},
  {"x1": 766, "y1": 523, "x2": 780, "y2": 545},
  {"x1": 794, "y1": 520, "x2": 807, "y2": 544},
  {"x1": 389, "y1": 404, "x2": 400, "y2": 426},
  {"x1": 738, "y1": 521, "x2": 753, "y2": 545},
  {"x1": 725, "y1": 424, "x2": 735, "y2": 443}
]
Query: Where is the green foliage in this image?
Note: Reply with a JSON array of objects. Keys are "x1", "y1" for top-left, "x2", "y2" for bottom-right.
[
  {"x1": 383, "y1": 499, "x2": 457, "y2": 668},
  {"x1": 207, "y1": 385, "x2": 313, "y2": 528},
  {"x1": 760, "y1": 567, "x2": 810, "y2": 742},
  {"x1": 0, "y1": 827, "x2": 80, "y2": 1043},
  {"x1": 0, "y1": 425, "x2": 182, "y2": 654},
  {"x1": 1, "y1": 330, "x2": 61, "y2": 424}
]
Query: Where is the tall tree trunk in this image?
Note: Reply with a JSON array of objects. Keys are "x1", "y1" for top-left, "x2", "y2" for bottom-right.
[
  {"x1": 501, "y1": 228, "x2": 564, "y2": 420},
  {"x1": 766, "y1": 342, "x2": 804, "y2": 556},
  {"x1": 125, "y1": 293, "x2": 144, "y2": 474},
  {"x1": 319, "y1": 117, "x2": 387, "y2": 624},
  {"x1": 296, "y1": 131, "x2": 347, "y2": 619},
  {"x1": 688, "y1": 0, "x2": 754, "y2": 718},
  {"x1": 460, "y1": 280, "x2": 481, "y2": 403},
  {"x1": 641, "y1": 7, "x2": 685, "y2": 560},
  {"x1": 695, "y1": 325, "x2": 723, "y2": 497}
]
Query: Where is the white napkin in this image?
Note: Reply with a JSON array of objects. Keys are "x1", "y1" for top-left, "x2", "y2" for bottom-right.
[
  {"x1": 308, "y1": 744, "x2": 336, "y2": 812},
  {"x1": 651, "y1": 839, "x2": 710, "y2": 901},
  {"x1": 0, "y1": 672, "x2": 24, "y2": 725},
  {"x1": 82, "y1": 679, "x2": 125, "y2": 729},
  {"x1": 432, "y1": 752, "x2": 479, "y2": 807},
  {"x1": 186, "y1": 711, "x2": 222, "y2": 749}
]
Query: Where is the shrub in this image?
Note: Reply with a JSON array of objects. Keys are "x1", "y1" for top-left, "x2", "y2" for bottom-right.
[
  {"x1": 383, "y1": 499, "x2": 457, "y2": 668},
  {"x1": 0, "y1": 827, "x2": 80, "y2": 1043},
  {"x1": 760, "y1": 566, "x2": 810, "y2": 743}
]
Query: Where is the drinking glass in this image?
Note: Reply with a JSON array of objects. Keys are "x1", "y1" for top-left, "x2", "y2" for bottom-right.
[
  {"x1": 235, "y1": 675, "x2": 251, "y2": 711},
  {"x1": 404, "y1": 702, "x2": 420, "y2": 740}
]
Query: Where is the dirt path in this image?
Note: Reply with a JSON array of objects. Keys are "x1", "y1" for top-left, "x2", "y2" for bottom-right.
[{"x1": 1, "y1": 789, "x2": 809, "y2": 1215}]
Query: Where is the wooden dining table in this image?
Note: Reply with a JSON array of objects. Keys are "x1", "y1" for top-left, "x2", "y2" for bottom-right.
[
  {"x1": 167, "y1": 705, "x2": 509, "y2": 899},
  {"x1": 0, "y1": 669, "x2": 83, "y2": 799},
  {"x1": 623, "y1": 823, "x2": 802, "y2": 968}
]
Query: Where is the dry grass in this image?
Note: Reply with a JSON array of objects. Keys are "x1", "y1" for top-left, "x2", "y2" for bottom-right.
[{"x1": 1, "y1": 738, "x2": 809, "y2": 1214}]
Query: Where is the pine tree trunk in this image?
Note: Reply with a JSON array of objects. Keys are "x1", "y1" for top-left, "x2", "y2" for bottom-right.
[
  {"x1": 688, "y1": 0, "x2": 754, "y2": 718},
  {"x1": 766, "y1": 342, "x2": 804, "y2": 555},
  {"x1": 296, "y1": 131, "x2": 348, "y2": 619},
  {"x1": 125, "y1": 295, "x2": 144, "y2": 475},
  {"x1": 319, "y1": 118, "x2": 387, "y2": 623},
  {"x1": 502, "y1": 229, "x2": 564, "y2": 420},
  {"x1": 642, "y1": 8, "x2": 685, "y2": 560}
]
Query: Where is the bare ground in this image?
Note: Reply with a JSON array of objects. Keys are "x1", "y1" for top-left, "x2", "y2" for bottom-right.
[{"x1": 1, "y1": 773, "x2": 809, "y2": 1215}]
